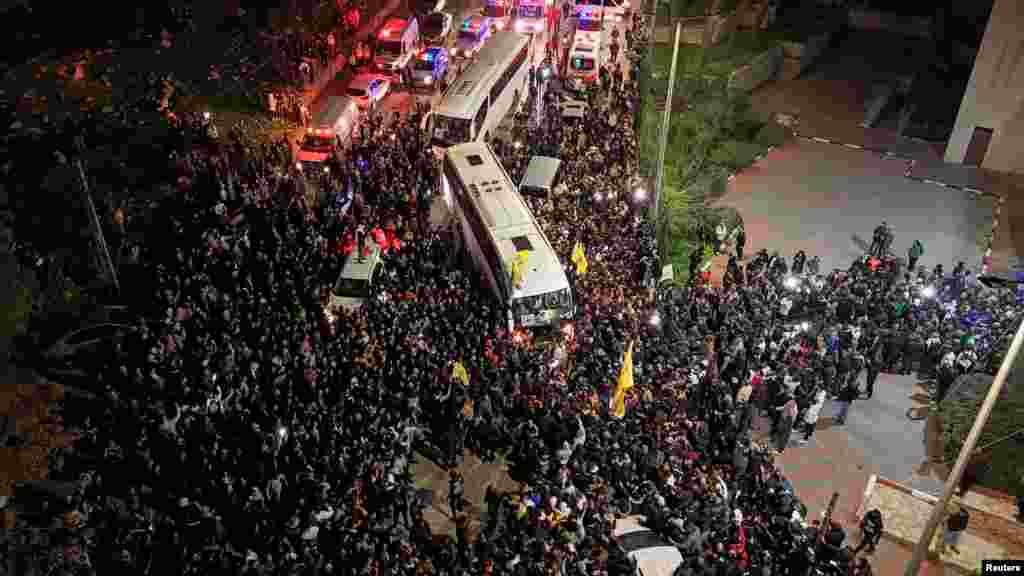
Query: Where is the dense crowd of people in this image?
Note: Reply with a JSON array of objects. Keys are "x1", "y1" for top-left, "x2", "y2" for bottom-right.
[{"x1": 6, "y1": 8, "x2": 1020, "y2": 576}]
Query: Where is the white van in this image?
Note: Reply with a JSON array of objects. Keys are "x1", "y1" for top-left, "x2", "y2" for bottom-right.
[
  {"x1": 330, "y1": 243, "x2": 383, "y2": 312},
  {"x1": 296, "y1": 96, "x2": 360, "y2": 170},
  {"x1": 519, "y1": 156, "x2": 562, "y2": 198},
  {"x1": 566, "y1": 29, "x2": 601, "y2": 91},
  {"x1": 612, "y1": 517, "x2": 684, "y2": 576},
  {"x1": 375, "y1": 16, "x2": 420, "y2": 73}
]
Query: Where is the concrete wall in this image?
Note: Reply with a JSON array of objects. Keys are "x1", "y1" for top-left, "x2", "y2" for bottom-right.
[
  {"x1": 728, "y1": 45, "x2": 782, "y2": 92},
  {"x1": 945, "y1": 0, "x2": 1024, "y2": 176}
]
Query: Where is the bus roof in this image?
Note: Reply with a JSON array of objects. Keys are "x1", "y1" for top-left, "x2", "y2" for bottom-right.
[
  {"x1": 435, "y1": 31, "x2": 530, "y2": 120},
  {"x1": 446, "y1": 142, "x2": 569, "y2": 298}
]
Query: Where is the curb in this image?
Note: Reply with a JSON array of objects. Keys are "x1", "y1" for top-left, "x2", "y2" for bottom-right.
[
  {"x1": 792, "y1": 132, "x2": 993, "y2": 197},
  {"x1": 789, "y1": 130, "x2": 1004, "y2": 272},
  {"x1": 725, "y1": 145, "x2": 776, "y2": 184}
]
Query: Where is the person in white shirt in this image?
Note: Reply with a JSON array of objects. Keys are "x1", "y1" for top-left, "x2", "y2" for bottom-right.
[{"x1": 798, "y1": 388, "x2": 826, "y2": 445}]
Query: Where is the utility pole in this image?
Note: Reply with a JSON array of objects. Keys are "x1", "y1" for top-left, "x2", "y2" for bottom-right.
[
  {"x1": 75, "y1": 159, "x2": 120, "y2": 295},
  {"x1": 904, "y1": 315, "x2": 1024, "y2": 576},
  {"x1": 652, "y1": 21, "x2": 681, "y2": 238}
]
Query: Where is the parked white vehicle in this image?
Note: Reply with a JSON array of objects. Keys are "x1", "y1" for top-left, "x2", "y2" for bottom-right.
[{"x1": 346, "y1": 74, "x2": 391, "y2": 110}]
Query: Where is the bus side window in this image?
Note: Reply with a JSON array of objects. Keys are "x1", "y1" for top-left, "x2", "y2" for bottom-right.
[{"x1": 473, "y1": 99, "x2": 488, "y2": 139}]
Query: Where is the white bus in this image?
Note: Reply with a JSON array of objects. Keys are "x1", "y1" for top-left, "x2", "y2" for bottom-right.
[
  {"x1": 441, "y1": 142, "x2": 575, "y2": 330},
  {"x1": 431, "y1": 30, "x2": 531, "y2": 148}
]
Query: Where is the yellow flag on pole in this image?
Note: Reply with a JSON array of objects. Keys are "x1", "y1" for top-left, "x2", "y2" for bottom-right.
[
  {"x1": 571, "y1": 241, "x2": 588, "y2": 276},
  {"x1": 452, "y1": 360, "x2": 469, "y2": 387},
  {"x1": 610, "y1": 340, "x2": 635, "y2": 418},
  {"x1": 510, "y1": 250, "x2": 530, "y2": 287}
]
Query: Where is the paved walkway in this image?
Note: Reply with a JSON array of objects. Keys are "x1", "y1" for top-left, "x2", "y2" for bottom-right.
[
  {"x1": 862, "y1": 477, "x2": 1024, "y2": 573},
  {"x1": 410, "y1": 449, "x2": 520, "y2": 539}
]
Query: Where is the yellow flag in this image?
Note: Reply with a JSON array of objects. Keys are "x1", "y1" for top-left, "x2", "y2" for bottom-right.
[
  {"x1": 610, "y1": 340, "x2": 635, "y2": 418},
  {"x1": 571, "y1": 242, "x2": 588, "y2": 275},
  {"x1": 510, "y1": 250, "x2": 530, "y2": 287},
  {"x1": 452, "y1": 360, "x2": 469, "y2": 387}
]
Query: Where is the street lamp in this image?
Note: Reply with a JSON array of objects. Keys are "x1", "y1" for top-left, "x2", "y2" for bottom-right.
[{"x1": 633, "y1": 186, "x2": 647, "y2": 203}]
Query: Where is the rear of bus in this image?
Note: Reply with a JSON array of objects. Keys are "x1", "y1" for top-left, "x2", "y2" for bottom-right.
[{"x1": 514, "y1": 0, "x2": 545, "y2": 34}]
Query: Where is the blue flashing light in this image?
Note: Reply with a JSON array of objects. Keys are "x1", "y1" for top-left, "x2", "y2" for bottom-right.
[{"x1": 421, "y1": 50, "x2": 435, "y2": 62}]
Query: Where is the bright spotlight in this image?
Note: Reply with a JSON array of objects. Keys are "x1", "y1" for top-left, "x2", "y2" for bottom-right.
[
  {"x1": 800, "y1": 322, "x2": 810, "y2": 332},
  {"x1": 649, "y1": 311, "x2": 661, "y2": 327},
  {"x1": 513, "y1": 140, "x2": 522, "y2": 149},
  {"x1": 921, "y1": 285, "x2": 936, "y2": 299},
  {"x1": 295, "y1": 162, "x2": 302, "y2": 171},
  {"x1": 323, "y1": 165, "x2": 330, "y2": 173},
  {"x1": 633, "y1": 187, "x2": 647, "y2": 202},
  {"x1": 277, "y1": 426, "x2": 287, "y2": 438},
  {"x1": 202, "y1": 111, "x2": 211, "y2": 121},
  {"x1": 784, "y1": 276, "x2": 799, "y2": 290}
]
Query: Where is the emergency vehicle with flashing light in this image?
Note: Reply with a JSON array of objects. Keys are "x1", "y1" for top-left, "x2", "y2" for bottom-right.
[
  {"x1": 374, "y1": 16, "x2": 420, "y2": 73},
  {"x1": 411, "y1": 47, "x2": 450, "y2": 91},
  {"x1": 454, "y1": 15, "x2": 492, "y2": 59}
]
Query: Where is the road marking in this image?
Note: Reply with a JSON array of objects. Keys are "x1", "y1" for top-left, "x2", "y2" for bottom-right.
[
  {"x1": 843, "y1": 143, "x2": 862, "y2": 149},
  {"x1": 812, "y1": 136, "x2": 831, "y2": 144}
]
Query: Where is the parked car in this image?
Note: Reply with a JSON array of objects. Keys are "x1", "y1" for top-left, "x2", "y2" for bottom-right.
[
  {"x1": 411, "y1": 47, "x2": 450, "y2": 91},
  {"x1": 422, "y1": 11, "x2": 454, "y2": 46},
  {"x1": 346, "y1": 74, "x2": 391, "y2": 110}
]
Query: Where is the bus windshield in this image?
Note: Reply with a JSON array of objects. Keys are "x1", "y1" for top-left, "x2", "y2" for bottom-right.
[
  {"x1": 335, "y1": 278, "x2": 369, "y2": 298},
  {"x1": 513, "y1": 288, "x2": 573, "y2": 323},
  {"x1": 433, "y1": 116, "x2": 471, "y2": 145},
  {"x1": 519, "y1": 5, "x2": 543, "y2": 18}
]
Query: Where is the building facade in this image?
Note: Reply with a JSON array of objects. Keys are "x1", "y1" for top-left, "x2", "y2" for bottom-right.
[{"x1": 944, "y1": 0, "x2": 1024, "y2": 175}]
